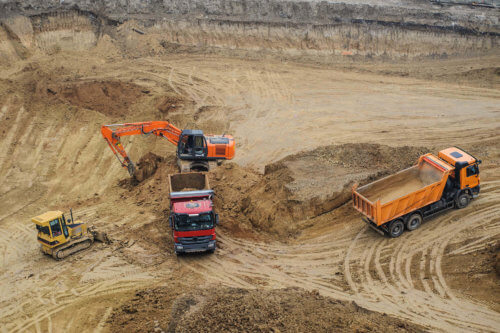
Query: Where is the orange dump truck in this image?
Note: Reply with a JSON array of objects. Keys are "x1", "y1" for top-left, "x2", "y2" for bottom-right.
[{"x1": 352, "y1": 147, "x2": 481, "y2": 237}]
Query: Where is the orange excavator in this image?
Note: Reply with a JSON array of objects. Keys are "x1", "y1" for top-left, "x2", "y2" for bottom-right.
[{"x1": 101, "y1": 121, "x2": 235, "y2": 175}]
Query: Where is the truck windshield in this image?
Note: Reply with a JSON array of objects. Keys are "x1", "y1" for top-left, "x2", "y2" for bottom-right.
[{"x1": 175, "y1": 213, "x2": 213, "y2": 231}]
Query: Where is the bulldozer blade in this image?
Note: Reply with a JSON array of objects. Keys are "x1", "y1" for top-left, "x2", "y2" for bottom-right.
[{"x1": 93, "y1": 231, "x2": 111, "y2": 244}]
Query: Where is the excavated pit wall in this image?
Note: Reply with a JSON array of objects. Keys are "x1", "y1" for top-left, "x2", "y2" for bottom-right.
[{"x1": 0, "y1": 0, "x2": 498, "y2": 59}]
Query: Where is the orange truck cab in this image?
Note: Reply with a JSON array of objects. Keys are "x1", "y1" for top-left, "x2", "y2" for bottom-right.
[
  {"x1": 352, "y1": 147, "x2": 481, "y2": 237},
  {"x1": 438, "y1": 147, "x2": 480, "y2": 193}
]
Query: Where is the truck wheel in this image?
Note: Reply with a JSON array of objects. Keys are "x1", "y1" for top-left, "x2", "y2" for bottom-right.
[
  {"x1": 406, "y1": 214, "x2": 422, "y2": 231},
  {"x1": 389, "y1": 220, "x2": 404, "y2": 238},
  {"x1": 455, "y1": 193, "x2": 470, "y2": 209}
]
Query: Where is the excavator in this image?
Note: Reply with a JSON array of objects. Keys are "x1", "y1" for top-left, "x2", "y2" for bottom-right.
[{"x1": 101, "y1": 121, "x2": 235, "y2": 175}]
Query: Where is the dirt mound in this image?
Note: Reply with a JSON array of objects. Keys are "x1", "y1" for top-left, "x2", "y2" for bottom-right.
[
  {"x1": 237, "y1": 144, "x2": 428, "y2": 237},
  {"x1": 209, "y1": 163, "x2": 264, "y2": 240},
  {"x1": 109, "y1": 286, "x2": 424, "y2": 333},
  {"x1": 156, "y1": 93, "x2": 189, "y2": 114},
  {"x1": 118, "y1": 144, "x2": 428, "y2": 240},
  {"x1": 45, "y1": 80, "x2": 146, "y2": 116},
  {"x1": 119, "y1": 152, "x2": 177, "y2": 195}
]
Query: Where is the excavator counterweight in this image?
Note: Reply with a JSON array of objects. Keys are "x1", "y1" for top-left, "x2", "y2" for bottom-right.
[{"x1": 101, "y1": 121, "x2": 235, "y2": 175}]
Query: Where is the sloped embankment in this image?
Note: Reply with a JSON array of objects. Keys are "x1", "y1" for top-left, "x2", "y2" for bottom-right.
[
  {"x1": 118, "y1": 144, "x2": 428, "y2": 239},
  {"x1": 1, "y1": 1, "x2": 498, "y2": 61},
  {"x1": 228, "y1": 143, "x2": 428, "y2": 236}
]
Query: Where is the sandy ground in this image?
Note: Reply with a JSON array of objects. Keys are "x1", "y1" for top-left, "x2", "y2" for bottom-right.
[{"x1": 0, "y1": 27, "x2": 499, "y2": 332}]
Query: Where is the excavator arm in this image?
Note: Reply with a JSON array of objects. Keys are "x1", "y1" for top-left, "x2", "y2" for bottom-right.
[{"x1": 101, "y1": 121, "x2": 182, "y2": 176}]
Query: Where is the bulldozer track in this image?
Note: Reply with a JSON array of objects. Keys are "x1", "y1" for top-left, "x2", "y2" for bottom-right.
[{"x1": 53, "y1": 238, "x2": 93, "y2": 260}]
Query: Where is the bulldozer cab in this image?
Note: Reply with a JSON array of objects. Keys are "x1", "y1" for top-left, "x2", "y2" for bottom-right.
[
  {"x1": 32, "y1": 211, "x2": 70, "y2": 248},
  {"x1": 177, "y1": 130, "x2": 208, "y2": 160}
]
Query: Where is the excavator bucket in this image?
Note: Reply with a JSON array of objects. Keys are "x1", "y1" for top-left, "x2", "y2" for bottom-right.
[{"x1": 93, "y1": 231, "x2": 110, "y2": 244}]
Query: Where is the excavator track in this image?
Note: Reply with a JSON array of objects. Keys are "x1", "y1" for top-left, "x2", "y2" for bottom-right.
[
  {"x1": 177, "y1": 158, "x2": 218, "y2": 173},
  {"x1": 53, "y1": 237, "x2": 93, "y2": 260}
]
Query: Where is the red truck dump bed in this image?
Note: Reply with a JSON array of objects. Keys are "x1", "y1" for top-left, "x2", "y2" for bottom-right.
[{"x1": 352, "y1": 154, "x2": 454, "y2": 226}]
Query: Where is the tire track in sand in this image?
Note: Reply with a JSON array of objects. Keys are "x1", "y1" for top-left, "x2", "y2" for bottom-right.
[{"x1": 178, "y1": 177, "x2": 500, "y2": 332}]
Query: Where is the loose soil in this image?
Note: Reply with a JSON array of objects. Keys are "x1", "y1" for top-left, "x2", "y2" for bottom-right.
[
  {"x1": 170, "y1": 172, "x2": 209, "y2": 192},
  {"x1": 239, "y1": 144, "x2": 427, "y2": 236},
  {"x1": 132, "y1": 152, "x2": 164, "y2": 183},
  {"x1": 110, "y1": 287, "x2": 425, "y2": 333},
  {"x1": 120, "y1": 143, "x2": 428, "y2": 240}
]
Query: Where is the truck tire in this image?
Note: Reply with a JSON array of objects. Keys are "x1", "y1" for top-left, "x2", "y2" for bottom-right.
[
  {"x1": 388, "y1": 220, "x2": 404, "y2": 238},
  {"x1": 406, "y1": 213, "x2": 422, "y2": 231},
  {"x1": 455, "y1": 192, "x2": 470, "y2": 209}
]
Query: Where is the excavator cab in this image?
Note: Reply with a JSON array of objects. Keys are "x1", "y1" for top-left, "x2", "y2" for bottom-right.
[{"x1": 177, "y1": 130, "x2": 208, "y2": 160}]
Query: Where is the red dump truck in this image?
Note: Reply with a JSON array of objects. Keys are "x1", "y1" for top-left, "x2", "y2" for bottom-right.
[
  {"x1": 168, "y1": 173, "x2": 219, "y2": 254},
  {"x1": 352, "y1": 147, "x2": 481, "y2": 237}
]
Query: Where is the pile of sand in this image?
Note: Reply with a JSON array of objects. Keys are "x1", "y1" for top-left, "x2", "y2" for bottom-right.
[
  {"x1": 358, "y1": 163, "x2": 443, "y2": 204},
  {"x1": 235, "y1": 144, "x2": 428, "y2": 236}
]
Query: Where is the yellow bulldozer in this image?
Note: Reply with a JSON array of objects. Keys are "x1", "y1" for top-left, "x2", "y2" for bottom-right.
[{"x1": 32, "y1": 209, "x2": 108, "y2": 260}]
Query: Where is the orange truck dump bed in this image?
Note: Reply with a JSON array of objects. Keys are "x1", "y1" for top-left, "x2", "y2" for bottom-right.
[{"x1": 352, "y1": 148, "x2": 481, "y2": 237}]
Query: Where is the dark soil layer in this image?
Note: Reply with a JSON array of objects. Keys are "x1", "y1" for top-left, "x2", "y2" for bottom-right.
[
  {"x1": 109, "y1": 287, "x2": 426, "y2": 333},
  {"x1": 46, "y1": 80, "x2": 145, "y2": 116}
]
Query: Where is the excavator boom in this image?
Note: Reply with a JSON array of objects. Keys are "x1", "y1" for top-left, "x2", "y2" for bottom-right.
[{"x1": 101, "y1": 121, "x2": 182, "y2": 175}]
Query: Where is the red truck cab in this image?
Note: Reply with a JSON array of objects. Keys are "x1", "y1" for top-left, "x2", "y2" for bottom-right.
[{"x1": 168, "y1": 173, "x2": 218, "y2": 254}]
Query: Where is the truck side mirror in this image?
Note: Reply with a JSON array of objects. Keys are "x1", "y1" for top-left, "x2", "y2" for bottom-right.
[
  {"x1": 169, "y1": 216, "x2": 173, "y2": 228},
  {"x1": 215, "y1": 214, "x2": 220, "y2": 225},
  {"x1": 477, "y1": 160, "x2": 482, "y2": 165}
]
